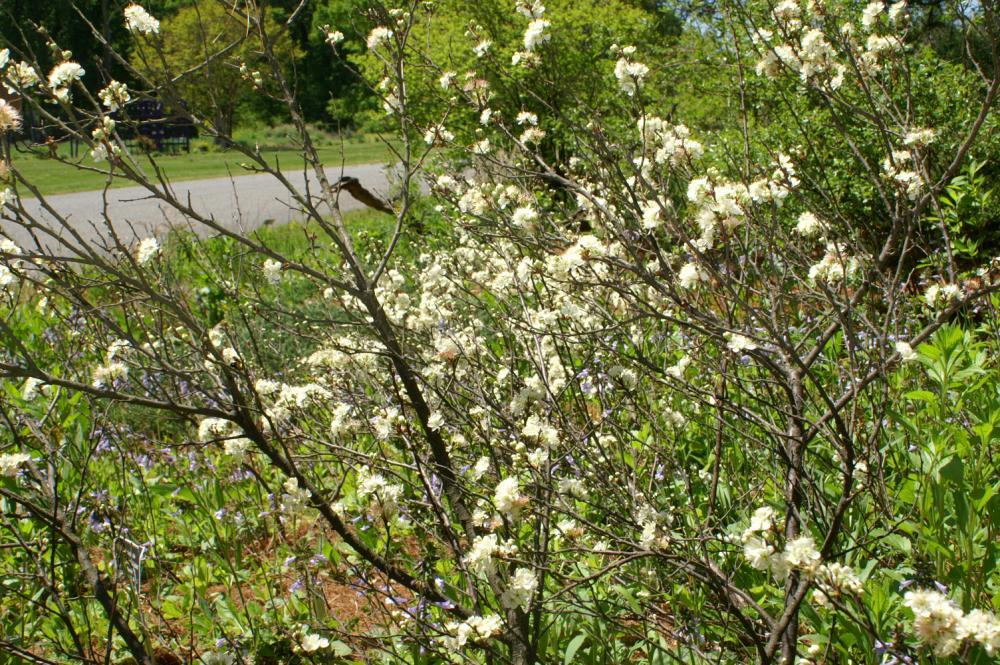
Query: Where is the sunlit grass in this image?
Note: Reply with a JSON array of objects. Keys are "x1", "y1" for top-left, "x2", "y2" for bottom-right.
[{"x1": 10, "y1": 136, "x2": 396, "y2": 197}]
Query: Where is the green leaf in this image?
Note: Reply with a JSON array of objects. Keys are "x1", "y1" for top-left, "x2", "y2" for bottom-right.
[
  {"x1": 904, "y1": 390, "x2": 937, "y2": 404},
  {"x1": 940, "y1": 456, "x2": 965, "y2": 484},
  {"x1": 564, "y1": 633, "x2": 586, "y2": 665},
  {"x1": 329, "y1": 640, "x2": 353, "y2": 657}
]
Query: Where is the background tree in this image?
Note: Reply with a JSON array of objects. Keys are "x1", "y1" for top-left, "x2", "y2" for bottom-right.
[{"x1": 131, "y1": 0, "x2": 299, "y2": 137}]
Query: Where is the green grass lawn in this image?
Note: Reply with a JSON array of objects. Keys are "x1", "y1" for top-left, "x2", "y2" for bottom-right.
[{"x1": 10, "y1": 137, "x2": 396, "y2": 197}]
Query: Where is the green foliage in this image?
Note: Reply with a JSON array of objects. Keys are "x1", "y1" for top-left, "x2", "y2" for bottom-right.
[
  {"x1": 132, "y1": 0, "x2": 299, "y2": 136},
  {"x1": 894, "y1": 326, "x2": 999, "y2": 609},
  {"x1": 928, "y1": 160, "x2": 1000, "y2": 264},
  {"x1": 354, "y1": 0, "x2": 682, "y2": 162}
]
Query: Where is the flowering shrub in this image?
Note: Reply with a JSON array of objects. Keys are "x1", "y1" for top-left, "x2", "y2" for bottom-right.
[{"x1": 0, "y1": 1, "x2": 998, "y2": 664}]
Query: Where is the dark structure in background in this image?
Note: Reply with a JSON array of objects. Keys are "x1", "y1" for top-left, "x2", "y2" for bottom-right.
[
  {"x1": 12, "y1": 97, "x2": 198, "y2": 157},
  {"x1": 112, "y1": 99, "x2": 197, "y2": 153}
]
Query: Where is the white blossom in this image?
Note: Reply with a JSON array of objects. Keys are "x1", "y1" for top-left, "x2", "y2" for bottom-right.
[
  {"x1": 4, "y1": 61, "x2": 40, "y2": 94},
  {"x1": 743, "y1": 537, "x2": 776, "y2": 570},
  {"x1": 500, "y1": 568, "x2": 538, "y2": 611},
  {"x1": 795, "y1": 211, "x2": 822, "y2": 237},
  {"x1": 772, "y1": 0, "x2": 800, "y2": 20},
  {"x1": 262, "y1": 259, "x2": 282, "y2": 284},
  {"x1": 464, "y1": 533, "x2": 500, "y2": 574},
  {"x1": 783, "y1": 536, "x2": 821, "y2": 576},
  {"x1": 198, "y1": 418, "x2": 233, "y2": 441},
  {"x1": 323, "y1": 26, "x2": 345, "y2": 45},
  {"x1": 516, "y1": 1, "x2": 545, "y2": 18},
  {"x1": 511, "y1": 206, "x2": 539, "y2": 229},
  {"x1": 903, "y1": 589, "x2": 966, "y2": 657},
  {"x1": 135, "y1": 237, "x2": 160, "y2": 265},
  {"x1": 47, "y1": 62, "x2": 85, "y2": 101},
  {"x1": 725, "y1": 332, "x2": 758, "y2": 353},
  {"x1": 21, "y1": 378, "x2": 45, "y2": 401},
  {"x1": 924, "y1": 283, "x2": 961, "y2": 308},
  {"x1": 614, "y1": 58, "x2": 649, "y2": 96},
  {"x1": 0, "y1": 452, "x2": 30, "y2": 476},
  {"x1": 515, "y1": 111, "x2": 538, "y2": 126},
  {"x1": 366, "y1": 26, "x2": 394, "y2": 50},
  {"x1": 677, "y1": 262, "x2": 707, "y2": 289},
  {"x1": 958, "y1": 610, "x2": 1000, "y2": 655},
  {"x1": 0, "y1": 99, "x2": 21, "y2": 133},
  {"x1": 861, "y1": 1, "x2": 883, "y2": 29},
  {"x1": 895, "y1": 340, "x2": 918, "y2": 362},
  {"x1": 124, "y1": 4, "x2": 160, "y2": 35},
  {"x1": 523, "y1": 19, "x2": 550, "y2": 51},
  {"x1": 98, "y1": 80, "x2": 131, "y2": 112},
  {"x1": 904, "y1": 128, "x2": 936, "y2": 146},
  {"x1": 494, "y1": 476, "x2": 524, "y2": 515},
  {"x1": 424, "y1": 124, "x2": 454, "y2": 145},
  {"x1": 473, "y1": 40, "x2": 493, "y2": 58},
  {"x1": 223, "y1": 438, "x2": 251, "y2": 460}
]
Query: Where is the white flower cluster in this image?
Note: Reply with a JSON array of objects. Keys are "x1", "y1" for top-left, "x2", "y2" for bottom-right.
[
  {"x1": 92, "y1": 339, "x2": 131, "y2": 388},
  {"x1": 677, "y1": 262, "x2": 707, "y2": 290},
  {"x1": 903, "y1": 589, "x2": 1000, "y2": 657},
  {"x1": 98, "y1": 80, "x2": 130, "y2": 112},
  {"x1": 637, "y1": 504, "x2": 672, "y2": 551},
  {"x1": 0, "y1": 99, "x2": 21, "y2": 133},
  {"x1": 299, "y1": 633, "x2": 329, "y2": 653},
  {"x1": 494, "y1": 476, "x2": 526, "y2": 516},
  {"x1": 725, "y1": 332, "x2": 758, "y2": 354},
  {"x1": 637, "y1": 116, "x2": 703, "y2": 168},
  {"x1": 0, "y1": 237, "x2": 23, "y2": 295},
  {"x1": 684, "y1": 154, "x2": 798, "y2": 252},
  {"x1": 464, "y1": 533, "x2": 517, "y2": 575},
  {"x1": 124, "y1": 4, "x2": 160, "y2": 35},
  {"x1": 861, "y1": 33, "x2": 904, "y2": 70},
  {"x1": 281, "y1": 477, "x2": 311, "y2": 514},
  {"x1": 438, "y1": 614, "x2": 504, "y2": 650},
  {"x1": 197, "y1": 417, "x2": 232, "y2": 441},
  {"x1": 47, "y1": 61, "x2": 85, "y2": 102},
  {"x1": 924, "y1": 282, "x2": 962, "y2": 309},
  {"x1": 90, "y1": 117, "x2": 121, "y2": 162},
  {"x1": 262, "y1": 258, "x2": 282, "y2": 284},
  {"x1": 21, "y1": 377, "x2": 47, "y2": 401},
  {"x1": 322, "y1": 25, "x2": 344, "y2": 46},
  {"x1": 740, "y1": 507, "x2": 823, "y2": 582},
  {"x1": 811, "y1": 562, "x2": 863, "y2": 608},
  {"x1": 895, "y1": 340, "x2": 919, "y2": 362},
  {"x1": 356, "y1": 466, "x2": 404, "y2": 516},
  {"x1": 424, "y1": 124, "x2": 455, "y2": 145},
  {"x1": 795, "y1": 211, "x2": 823, "y2": 237},
  {"x1": 904, "y1": 127, "x2": 936, "y2": 147},
  {"x1": 223, "y1": 438, "x2": 251, "y2": 460},
  {"x1": 755, "y1": 0, "x2": 909, "y2": 89},
  {"x1": 264, "y1": 382, "x2": 332, "y2": 424},
  {"x1": 367, "y1": 26, "x2": 393, "y2": 50},
  {"x1": 135, "y1": 237, "x2": 160, "y2": 265},
  {"x1": 196, "y1": 417, "x2": 251, "y2": 459},
  {"x1": 523, "y1": 19, "x2": 550, "y2": 52},
  {"x1": 473, "y1": 39, "x2": 492, "y2": 58},
  {"x1": 4, "y1": 61, "x2": 40, "y2": 95},
  {"x1": 808, "y1": 242, "x2": 860, "y2": 284},
  {"x1": 882, "y1": 149, "x2": 923, "y2": 201},
  {"x1": 614, "y1": 50, "x2": 649, "y2": 96},
  {"x1": 501, "y1": 567, "x2": 538, "y2": 611},
  {"x1": 0, "y1": 452, "x2": 31, "y2": 477},
  {"x1": 516, "y1": 1, "x2": 545, "y2": 19}
]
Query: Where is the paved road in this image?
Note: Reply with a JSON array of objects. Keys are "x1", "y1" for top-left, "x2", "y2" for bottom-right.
[{"x1": 4, "y1": 162, "x2": 395, "y2": 254}]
